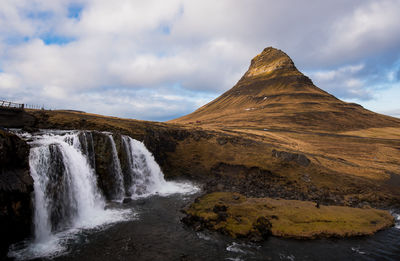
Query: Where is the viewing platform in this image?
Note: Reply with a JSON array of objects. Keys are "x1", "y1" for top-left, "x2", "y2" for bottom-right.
[{"x1": 0, "y1": 100, "x2": 24, "y2": 111}]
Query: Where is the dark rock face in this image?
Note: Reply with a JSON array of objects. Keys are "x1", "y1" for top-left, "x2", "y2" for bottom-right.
[
  {"x1": 272, "y1": 149, "x2": 310, "y2": 167},
  {"x1": 206, "y1": 162, "x2": 347, "y2": 207},
  {"x1": 0, "y1": 130, "x2": 33, "y2": 257},
  {"x1": 77, "y1": 132, "x2": 96, "y2": 169},
  {"x1": 91, "y1": 131, "x2": 123, "y2": 200},
  {"x1": 143, "y1": 128, "x2": 184, "y2": 168},
  {"x1": 142, "y1": 127, "x2": 214, "y2": 179},
  {"x1": 213, "y1": 204, "x2": 228, "y2": 222}
]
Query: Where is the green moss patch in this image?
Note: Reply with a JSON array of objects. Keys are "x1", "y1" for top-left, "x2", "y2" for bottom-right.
[{"x1": 183, "y1": 192, "x2": 394, "y2": 240}]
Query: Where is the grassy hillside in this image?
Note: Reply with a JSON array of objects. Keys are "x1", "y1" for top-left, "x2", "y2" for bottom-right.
[
  {"x1": 13, "y1": 108, "x2": 398, "y2": 209},
  {"x1": 3, "y1": 47, "x2": 400, "y2": 209}
]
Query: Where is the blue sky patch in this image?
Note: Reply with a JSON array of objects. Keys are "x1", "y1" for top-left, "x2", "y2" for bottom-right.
[
  {"x1": 41, "y1": 35, "x2": 75, "y2": 45},
  {"x1": 26, "y1": 10, "x2": 53, "y2": 20},
  {"x1": 4, "y1": 36, "x2": 31, "y2": 45},
  {"x1": 160, "y1": 25, "x2": 171, "y2": 35},
  {"x1": 68, "y1": 4, "x2": 84, "y2": 19}
]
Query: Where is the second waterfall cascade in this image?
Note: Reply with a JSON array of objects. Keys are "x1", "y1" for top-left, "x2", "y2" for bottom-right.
[{"x1": 121, "y1": 135, "x2": 197, "y2": 198}]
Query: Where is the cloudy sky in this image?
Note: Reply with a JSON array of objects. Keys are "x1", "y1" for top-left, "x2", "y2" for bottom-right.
[{"x1": 1, "y1": 0, "x2": 399, "y2": 121}]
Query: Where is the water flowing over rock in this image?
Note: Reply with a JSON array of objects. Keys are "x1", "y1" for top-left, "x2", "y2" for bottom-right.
[
  {"x1": 91, "y1": 131, "x2": 124, "y2": 200},
  {"x1": 122, "y1": 136, "x2": 169, "y2": 198},
  {"x1": 7, "y1": 131, "x2": 130, "y2": 260},
  {"x1": 28, "y1": 132, "x2": 106, "y2": 242},
  {"x1": 7, "y1": 129, "x2": 198, "y2": 260},
  {"x1": 107, "y1": 134, "x2": 125, "y2": 200}
]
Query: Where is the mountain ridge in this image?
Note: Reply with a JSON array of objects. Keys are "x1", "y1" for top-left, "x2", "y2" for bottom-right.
[{"x1": 170, "y1": 47, "x2": 400, "y2": 132}]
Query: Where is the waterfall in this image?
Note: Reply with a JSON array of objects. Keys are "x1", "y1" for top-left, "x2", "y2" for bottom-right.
[
  {"x1": 107, "y1": 134, "x2": 125, "y2": 200},
  {"x1": 122, "y1": 136, "x2": 166, "y2": 197},
  {"x1": 121, "y1": 135, "x2": 199, "y2": 198},
  {"x1": 30, "y1": 133, "x2": 105, "y2": 240},
  {"x1": 9, "y1": 130, "x2": 198, "y2": 260},
  {"x1": 9, "y1": 131, "x2": 130, "y2": 260}
]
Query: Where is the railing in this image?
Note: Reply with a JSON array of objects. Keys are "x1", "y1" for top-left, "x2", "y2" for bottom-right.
[
  {"x1": 0, "y1": 100, "x2": 48, "y2": 111},
  {"x1": 0, "y1": 100, "x2": 24, "y2": 110},
  {"x1": 24, "y1": 104, "x2": 45, "y2": 110}
]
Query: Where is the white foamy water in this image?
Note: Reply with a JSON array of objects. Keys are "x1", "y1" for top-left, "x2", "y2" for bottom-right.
[
  {"x1": 8, "y1": 132, "x2": 133, "y2": 260},
  {"x1": 107, "y1": 134, "x2": 125, "y2": 200},
  {"x1": 279, "y1": 253, "x2": 296, "y2": 261},
  {"x1": 196, "y1": 232, "x2": 212, "y2": 241},
  {"x1": 8, "y1": 130, "x2": 199, "y2": 260},
  {"x1": 351, "y1": 246, "x2": 366, "y2": 255},
  {"x1": 226, "y1": 242, "x2": 249, "y2": 254},
  {"x1": 122, "y1": 136, "x2": 200, "y2": 198},
  {"x1": 394, "y1": 212, "x2": 400, "y2": 229}
]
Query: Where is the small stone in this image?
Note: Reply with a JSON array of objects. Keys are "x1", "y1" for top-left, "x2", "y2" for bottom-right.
[
  {"x1": 253, "y1": 216, "x2": 272, "y2": 239},
  {"x1": 122, "y1": 197, "x2": 133, "y2": 204},
  {"x1": 216, "y1": 137, "x2": 228, "y2": 145},
  {"x1": 213, "y1": 204, "x2": 228, "y2": 213}
]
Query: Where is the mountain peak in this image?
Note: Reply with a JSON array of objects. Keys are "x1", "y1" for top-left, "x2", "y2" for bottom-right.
[
  {"x1": 170, "y1": 46, "x2": 400, "y2": 132},
  {"x1": 244, "y1": 47, "x2": 297, "y2": 78}
]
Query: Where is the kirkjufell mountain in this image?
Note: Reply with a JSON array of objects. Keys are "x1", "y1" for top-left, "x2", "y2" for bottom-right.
[
  {"x1": 171, "y1": 47, "x2": 400, "y2": 131},
  {"x1": 1, "y1": 47, "x2": 400, "y2": 260}
]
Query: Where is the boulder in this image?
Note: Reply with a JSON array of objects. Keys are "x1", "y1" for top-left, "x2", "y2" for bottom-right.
[
  {"x1": 272, "y1": 149, "x2": 310, "y2": 167},
  {"x1": 0, "y1": 130, "x2": 33, "y2": 257}
]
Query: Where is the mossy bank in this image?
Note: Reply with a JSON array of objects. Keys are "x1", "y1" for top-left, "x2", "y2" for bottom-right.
[{"x1": 183, "y1": 192, "x2": 395, "y2": 241}]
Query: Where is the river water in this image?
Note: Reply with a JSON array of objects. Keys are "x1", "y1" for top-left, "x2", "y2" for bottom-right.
[
  {"x1": 48, "y1": 193, "x2": 399, "y2": 261},
  {"x1": 6, "y1": 130, "x2": 400, "y2": 261}
]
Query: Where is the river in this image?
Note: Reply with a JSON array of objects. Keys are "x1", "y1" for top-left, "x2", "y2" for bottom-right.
[{"x1": 6, "y1": 130, "x2": 400, "y2": 261}]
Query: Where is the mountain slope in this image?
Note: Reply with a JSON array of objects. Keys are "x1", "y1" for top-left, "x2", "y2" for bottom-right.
[{"x1": 171, "y1": 47, "x2": 400, "y2": 132}]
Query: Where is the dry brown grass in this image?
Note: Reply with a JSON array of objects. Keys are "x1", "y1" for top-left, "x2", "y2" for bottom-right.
[
  {"x1": 341, "y1": 127, "x2": 400, "y2": 139},
  {"x1": 25, "y1": 100, "x2": 400, "y2": 207},
  {"x1": 166, "y1": 48, "x2": 400, "y2": 199}
]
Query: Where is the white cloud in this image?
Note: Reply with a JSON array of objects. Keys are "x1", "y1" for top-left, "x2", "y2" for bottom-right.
[
  {"x1": 81, "y1": 0, "x2": 181, "y2": 34},
  {"x1": 312, "y1": 64, "x2": 364, "y2": 81},
  {"x1": 42, "y1": 85, "x2": 69, "y2": 99},
  {"x1": 349, "y1": 82, "x2": 400, "y2": 117},
  {"x1": 345, "y1": 79, "x2": 363, "y2": 88},
  {"x1": 382, "y1": 109, "x2": 400, "y2": 118},
  {"x1": 322, "y1": 0, "x2": 400, "y2": 64},
  {"x1": 0, "y1": 0, "x2": 400, "y2": 120},
  {"x1": 0, "y1": 72, "x2": 20, "y2": 90},
  {"x1": 307, "y1": 64, "x2": 371, "y2": 100}
]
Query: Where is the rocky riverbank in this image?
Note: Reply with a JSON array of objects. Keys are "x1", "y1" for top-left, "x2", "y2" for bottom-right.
[
  {"x1": 203, "y1": 162, "x2": 399, "y2": 209},
  {"x1": 0, "y1": 130, "x2": 33, "y2": 257}
]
